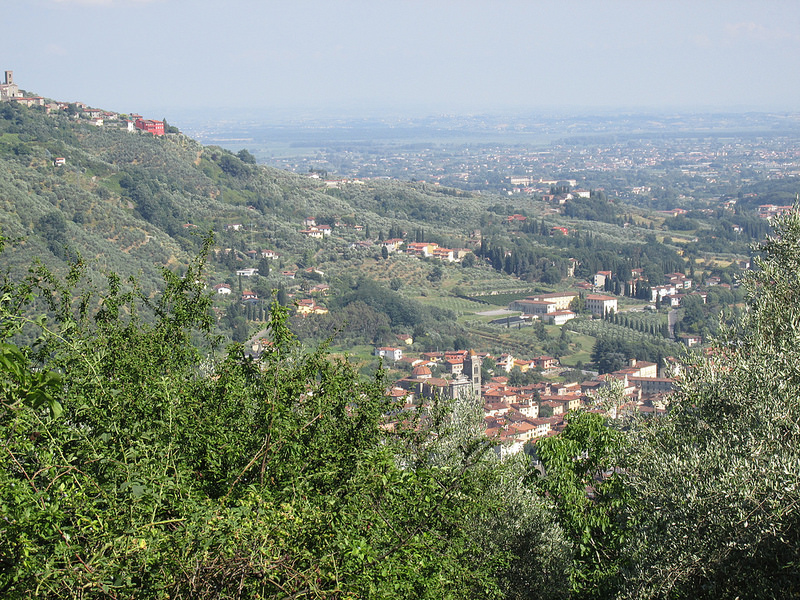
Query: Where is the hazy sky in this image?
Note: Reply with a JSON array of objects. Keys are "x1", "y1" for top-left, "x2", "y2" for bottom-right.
[{"x1": 6, "y1": 0, "x2": 800, "y2": 120}]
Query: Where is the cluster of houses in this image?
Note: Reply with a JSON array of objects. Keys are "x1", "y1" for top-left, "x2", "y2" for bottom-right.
[
  {"x1": 298, "y1": 217, "x2": 477, "y2": 264},
  {"x1": 502, "y1": 271, "x2": 717, "y2": 350},
  {"x1": 400, "y1": 242, "x2": 472, "y2": 262},
  {"x1": 299, "y1": 217, "x2": 333, "y2": 238},
  {"x1": 520, "y1": 271, "x2": 719, "y2": 348},
  {"x1": 0, "y1": 70, "x2": 164, "y2": 138},
  {"x1": 300, "y1": 217, "x2": 373, "y2": 239},
  {"x1": 757, "y1": 204, "x2": 795, "y2": 220},
  {"x1": 482, "y1": 367, "x2": 671, "y2": 456},
  {"x1": 508, "y1": 272, "x2": 705, "y2": 323},
  {"x1": 212, "y1": 232, "x2": 339, "y2": 317},
  {"x1": 379, "y1": 343, "x2": 676, "y2": 456},
  {"x1": 651, "y1": 272, "x2": 698, "y2": 306},
  {"x1": 506, "y1": 177, "x2": 590, "y2": 200},
  {"x1": 215, "y1": 263, "x2": 330, "y2": 315},
  {"x1": 595, "y1": 268, "x2": 707, "y2": 308},
  {"x1": 385, "y1": 349, "x2": 483, "y2": 405}
]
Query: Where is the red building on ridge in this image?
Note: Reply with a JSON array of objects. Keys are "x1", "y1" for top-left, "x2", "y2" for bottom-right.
[{"x1": 134, "y1": 118, "x2": 165, "y2": 136}]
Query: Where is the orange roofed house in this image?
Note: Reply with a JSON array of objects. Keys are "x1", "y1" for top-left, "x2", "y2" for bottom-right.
[{"x1": 295, "y1": 298, "x2": 328, "y2": 316}]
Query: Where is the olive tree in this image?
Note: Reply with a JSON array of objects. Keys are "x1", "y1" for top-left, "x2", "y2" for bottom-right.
[{"x1": 621, "y1": 209, "x2": 800, "y2": 599}]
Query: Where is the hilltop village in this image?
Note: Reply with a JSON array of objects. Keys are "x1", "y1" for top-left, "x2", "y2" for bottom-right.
[{"x1": 0, "y1": 70, "x2": 166, "y2": 138}]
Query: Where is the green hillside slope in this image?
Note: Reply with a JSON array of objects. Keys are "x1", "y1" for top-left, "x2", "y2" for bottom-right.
[{"x1": 0, "y1": 102, "x2": 490, "y2": 287}]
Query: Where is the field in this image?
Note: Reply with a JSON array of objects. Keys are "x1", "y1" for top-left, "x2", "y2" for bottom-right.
[
  {"x1": 413, "y1": 295, "x2": 492, "y2": 315},
  {"x1": 558, "y1": 332, "x2": 596, "y2": 366}
]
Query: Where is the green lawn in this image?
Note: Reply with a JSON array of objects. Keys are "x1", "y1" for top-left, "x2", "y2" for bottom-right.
[{"x1": 560, "y1": 331, "x2": 596, "y2": 366}]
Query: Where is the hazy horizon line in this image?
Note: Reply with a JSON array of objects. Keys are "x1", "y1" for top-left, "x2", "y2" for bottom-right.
[{"x1": 159, "y1": 103, "x2": 800, "y2": 125}]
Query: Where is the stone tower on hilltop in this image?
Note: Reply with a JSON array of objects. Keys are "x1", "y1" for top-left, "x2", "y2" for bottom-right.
[{"x1": 0, "y1": 70, "x2": 21, "y2": 101}]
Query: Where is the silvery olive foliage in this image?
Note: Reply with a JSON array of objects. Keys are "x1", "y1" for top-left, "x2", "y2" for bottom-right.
[{"x1": 621, "y1": 209, "x2": 800, "y2": 599}]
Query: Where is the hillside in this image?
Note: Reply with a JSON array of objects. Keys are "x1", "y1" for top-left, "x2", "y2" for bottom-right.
[
  {"x1": 0, "y1": 100, "x2": 755, "y2": 365},
  {"x1": 0, "y1": 102, "x2": 315, "y2": 286},
  {"x1": 0, "y1": 101, "x2": 498, "y2": 288},
  {"x1": 0, "y1": 102, "x2": 505, "y2": 351}
]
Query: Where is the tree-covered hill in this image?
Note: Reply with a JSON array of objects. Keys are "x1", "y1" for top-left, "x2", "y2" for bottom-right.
[
  {"x1": 0, "y1": 102, "x2": 492, "y2": 289},
  {"x1": 0, "y1": 102, "x2": 514, "y2": 350},
  {"x1": 0, "y1": 102, "x2": 317, "y2": 290}
]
